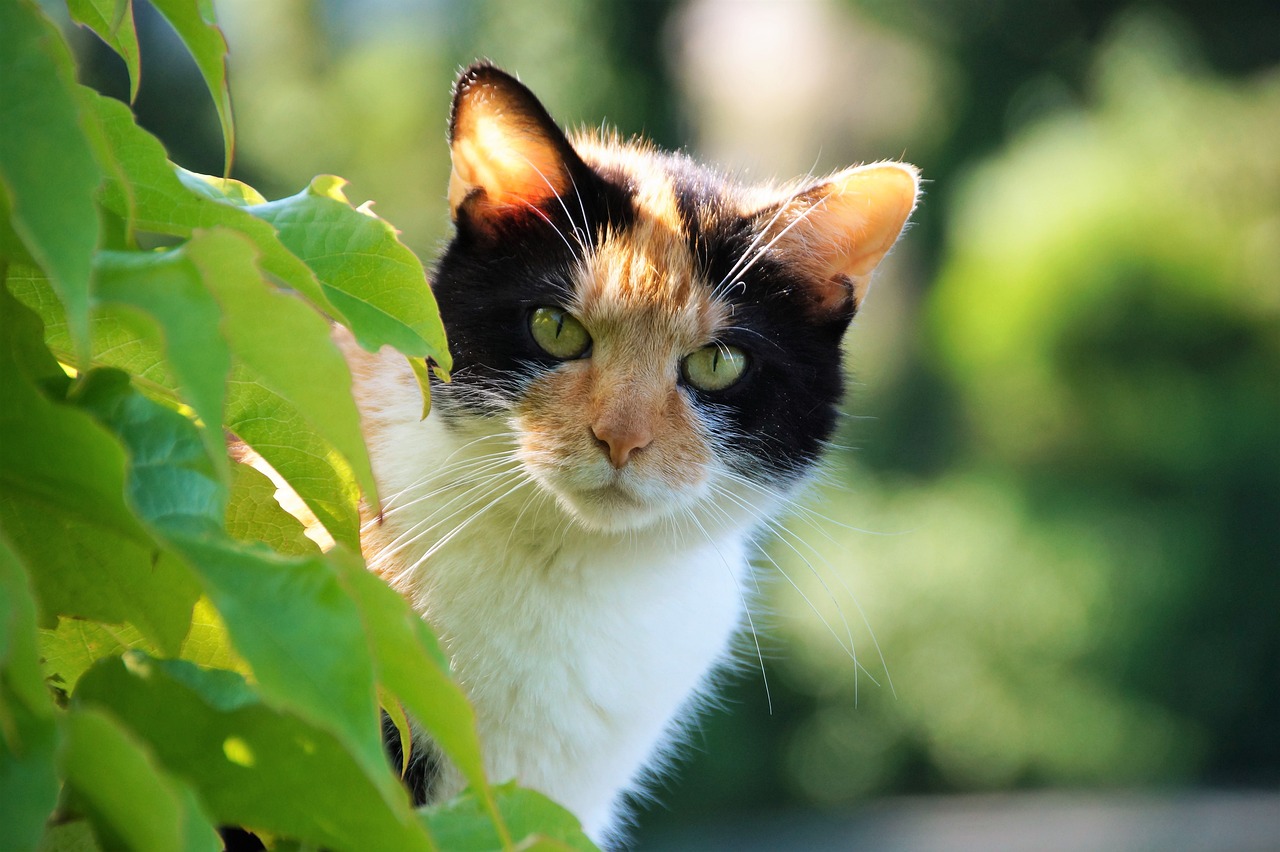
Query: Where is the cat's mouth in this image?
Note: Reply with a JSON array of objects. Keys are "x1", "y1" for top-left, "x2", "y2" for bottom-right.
[{"x1": 549, "y1": 472, "x2": 678, "y2": 532}]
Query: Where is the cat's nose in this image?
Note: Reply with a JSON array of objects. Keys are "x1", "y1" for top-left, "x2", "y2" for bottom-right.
[{"x1": 590, "y1": 423, "x2": 653, "y2": 469}]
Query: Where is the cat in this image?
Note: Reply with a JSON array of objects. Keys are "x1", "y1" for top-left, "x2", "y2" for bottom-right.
[{"x1": 341, "y1": 62, "x2": 919, "y2": 847}]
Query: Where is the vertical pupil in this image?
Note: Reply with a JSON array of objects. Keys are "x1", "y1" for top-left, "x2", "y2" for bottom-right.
[
  {"x1": 712, "y1": 349, "x2": 721, "y2": 372},
  {"x1": 555, "y1": 312, "x2": 565, "y2": 337}
]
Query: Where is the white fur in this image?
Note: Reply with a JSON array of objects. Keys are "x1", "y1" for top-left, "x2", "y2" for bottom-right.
[{"x1": 348, "y1": 341, "x2": 785, "y2": 846}]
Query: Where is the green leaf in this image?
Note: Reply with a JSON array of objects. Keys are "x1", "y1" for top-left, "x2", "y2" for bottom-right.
[
  {"x1": 409, "y1": 356, "x2": 434, "y2": 420},
  {"x1": 225, "y1": 461, "x2": 320, "y2": 556},
  {"x1": 7, "y1": 264, "x2": 178, "y2": 399},
  {"x1": 147, "y1": 0, "x2": 234, "y2": 173},
  {"x1": 84, "y1": 91, "x2": 324, "y2": 309},
  {"x1": 73, "y1": 370, "x2": 391, "y2": 807},
  {"x1": 76, "y1": 654, "x2": 436, "y2": 852},
  {"x1": 68, "y1": 0, "x2": 141, "y2": 102},
  {"x1": 0, "y1": 535, "x2": 48, "y2": 715},
  {"x1": 0, "y1": 0, "x2": 102, "y2": 360},
  {"x1": 0, "y1": 283, "x2": 197, "y2": 653},
  {"x1": 177, "y1": 167, "x2": 267, "y2": 206},
  {"x1": 95, "y1": 246, "x2": 232, "y2": 475},
  {"x1": 178, "y1": 597, "x2": 249, "y2": 675},
  {"x1": 36, "y1": 821, "x2": 101, "y2": 852},
  {"x1": 224, "y1": 372, "x2": 363, "y2": 551},
  {"x1": 0, "y1": 684, "x2": 60, "y2": 852},
  {"x1": 61, "y1": 707, "x2": 221, "y2": 852},
  {"x1": 184, "y1": 229, "x2": 375, "y2": 545},
  {"x1": 40, "y1": 618, "x2": 153, "y2": 694},
  {"x1": 13, "y1": 230, "x2": 372, "y2": 550},
  {"x1": 251, "y1": 176, "x2": 452, "y2": 375},
  {"x1": 421, "y1": 784, "x2": 598, "y2": 852}
]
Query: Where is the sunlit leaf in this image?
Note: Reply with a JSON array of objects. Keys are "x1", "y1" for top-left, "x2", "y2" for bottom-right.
[
  {"x1": 61, "y1": 707, "x2": 221, "y2": 852},
  {"x1": 73, "y1": 369, "x2": 392, "y2": 805},
  {"x1": 7, "y1": 264, "x2": 177, "y2": 399},
  {"x1": 225, "y1": 461, "x2": 319, "y2": 556},
  {"x1": 40, "y1": 619, "x2": 152, "y2": 694},
  {"x1": 0, "y1": 284, "x2": 197, "y2": 652},
  {"x1": 84, "y1": 91, "x2": 326, "y2": 310},
  {"x1": 0, "y1": 0, "x2": 101, "y2": 360},
  {"x1": 178, "y1": 229, "x2": 374, "y2": 546},
  {"x1": 250, "y1": 176, "x2": 451, "y2": 374},
  {"x1": 76, "y1": 654, "x2": 436, "y2": 852},
  {"x1": 95, "y1": 247, "x2": 232, "y2": 474},
  {"x1": 224, "y1": 371, "x2": 363, "y2": 551}
]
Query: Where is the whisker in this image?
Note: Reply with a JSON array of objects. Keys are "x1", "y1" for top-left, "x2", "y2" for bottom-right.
[{"x1": 680, "y1": 507, "x2": 773, "y2": 716}]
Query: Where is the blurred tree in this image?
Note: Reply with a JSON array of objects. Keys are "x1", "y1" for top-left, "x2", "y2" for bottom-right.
[{"x1": 768, "y1": 14, "x2": 1280, "y2": 809}]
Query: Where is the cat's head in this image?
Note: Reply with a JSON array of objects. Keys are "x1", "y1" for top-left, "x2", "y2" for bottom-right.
[{"x1": 430, "y1": 63, "x2": 918, "y2": 533}]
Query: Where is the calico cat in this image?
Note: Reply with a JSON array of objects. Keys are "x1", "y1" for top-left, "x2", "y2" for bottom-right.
[{"x1": 343, "y1": 62, "x2": 919, "y2": 846}]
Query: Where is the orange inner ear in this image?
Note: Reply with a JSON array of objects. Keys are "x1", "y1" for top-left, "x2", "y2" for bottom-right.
[
  {"x1": 765, "y1": 162, "x2": 920, "y2": 314},
  {"x1": 449, "y1": 83, "x2": 572, "y2": 221}
]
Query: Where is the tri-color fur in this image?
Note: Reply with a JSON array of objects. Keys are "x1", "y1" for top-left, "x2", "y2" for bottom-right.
[{"x1": 346, "y1": 63, "x2": 919, "y2": 847}]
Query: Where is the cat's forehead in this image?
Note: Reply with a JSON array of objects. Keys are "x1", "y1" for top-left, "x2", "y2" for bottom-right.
[{"x1": 569, "y1": 138, "x2": 734, "y2": 342}]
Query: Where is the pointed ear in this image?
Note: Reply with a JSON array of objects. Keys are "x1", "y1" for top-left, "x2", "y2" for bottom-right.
[
  {"x1": 448, "y1": 63, "x2": 579, "y2": 230},
  {"x1": 756, "y1": 162, "x2": 920, "y2": 317}
]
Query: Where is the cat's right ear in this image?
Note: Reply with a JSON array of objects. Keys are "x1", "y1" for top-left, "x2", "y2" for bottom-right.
[{"x1": 448, "y1": 63, "x2": 579, "y2": 234}]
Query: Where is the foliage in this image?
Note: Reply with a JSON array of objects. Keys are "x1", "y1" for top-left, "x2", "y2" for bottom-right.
[{"x1": 0, "y1": 1, "x2": 597, "y2": 850}]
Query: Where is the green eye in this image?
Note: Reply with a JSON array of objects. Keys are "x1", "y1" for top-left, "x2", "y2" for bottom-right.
[
  {"x1": 530, "y1": 307, "x2": 591, "y2": 359},
  {"x1": 682, "y1": 344, "x2": 748, "y2": 392}
]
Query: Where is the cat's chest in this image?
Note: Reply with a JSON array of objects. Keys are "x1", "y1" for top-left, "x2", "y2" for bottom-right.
[
  {"x1": 386, "y1": 512, "x2": 750, "y2": 826},
  {"x1": 413, "y1": 522, "x2": 749, "y2": 708}
]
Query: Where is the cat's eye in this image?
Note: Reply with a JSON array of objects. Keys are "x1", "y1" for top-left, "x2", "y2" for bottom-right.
[
  {"x1": 682, "y1": 344, "x2": 748, "y2": 392},
  {"x1": 530, "y1": 307, "x2": 592, "y2": 360}
]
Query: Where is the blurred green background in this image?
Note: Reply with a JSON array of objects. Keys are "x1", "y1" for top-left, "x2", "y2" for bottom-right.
[{"x1": 66, "y1": 0, "x2": 1279, "y2": 846}]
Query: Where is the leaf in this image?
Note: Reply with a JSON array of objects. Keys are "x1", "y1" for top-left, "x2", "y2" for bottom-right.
[
  {"x1": 73, "y1": 369, "x2": 392, "y2": 806},
  {"x1": 177, "y1": 167, "x2": 267, "y2": 206},
  {"x1": 95, "y1": 247, "x2": 233, "y2": 475},
  {"x1": 225, "y1": 461, "x2": 319, "y2": 556},
  {"x1": 421, "y1": 784, "x2": 598, "y2": 852},
  {"x1": 147, "y1": 0, "x2": 234, "y2": 172},
  {"x1": 13, "y1": 231, "x2": 372, "y2": 549},
  {"x1": 251, "y1": 176, "x2": 452, "y2": 375},
  {"x1": 0, "y1": 535, "x2": 48, "y2": 715},
  {"x1": 184, "y1": 229, "x2": 375, "y2": 546},
  {"x1": 61, "y1": 707, "x2": 221, "y2": 852},
  {"x1": 0, "y1": 283, "x2": 198, "y2": 652},
  {"x1": 68, "y1": 0, "x2": 141, "y2": 102},
  {"x1": 36, "y1": 821, "x2": 101, "y2": 852},
  {"x1": 75, "y1": 654, "x2": 436, "y2": 852},
  {"x1": 0, "y1": 0, "x2": 102, "y2": 360},
  {"x1": 178, "y1": 597, "x2": 249, "y2": 675},
  {"x1": 8, "y1": 264, "x2": 178, "y2": 399},
  {"x1": 39, "y1": 618, "x2": 153, "y2": 694},
  {"x1": 409, "y1": 356, "x2": 434, "y2": 420},
  {"x1": 224, "y1": 371, "x2": 363, "y2": 551},
  {"x1": 84, "y1": 91, "x2": 324, "y2": 310},
  {"x1": 0, "y1": 685, "x2": 60, "y2": 852}
]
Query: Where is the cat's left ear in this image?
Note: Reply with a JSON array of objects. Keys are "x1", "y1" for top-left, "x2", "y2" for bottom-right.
[{"x1": 756, "y1": 162, "x2": 920, "y2": 318}]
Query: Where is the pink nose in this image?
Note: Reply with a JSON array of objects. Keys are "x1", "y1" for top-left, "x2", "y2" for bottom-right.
[{"x1": 591, "y1": 423, "x2": 653, "y2": 469}]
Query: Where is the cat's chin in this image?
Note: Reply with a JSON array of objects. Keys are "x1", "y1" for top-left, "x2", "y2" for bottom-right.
[{"x1": 550, "y1": 482, "x2": 682, "y2": 534}]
